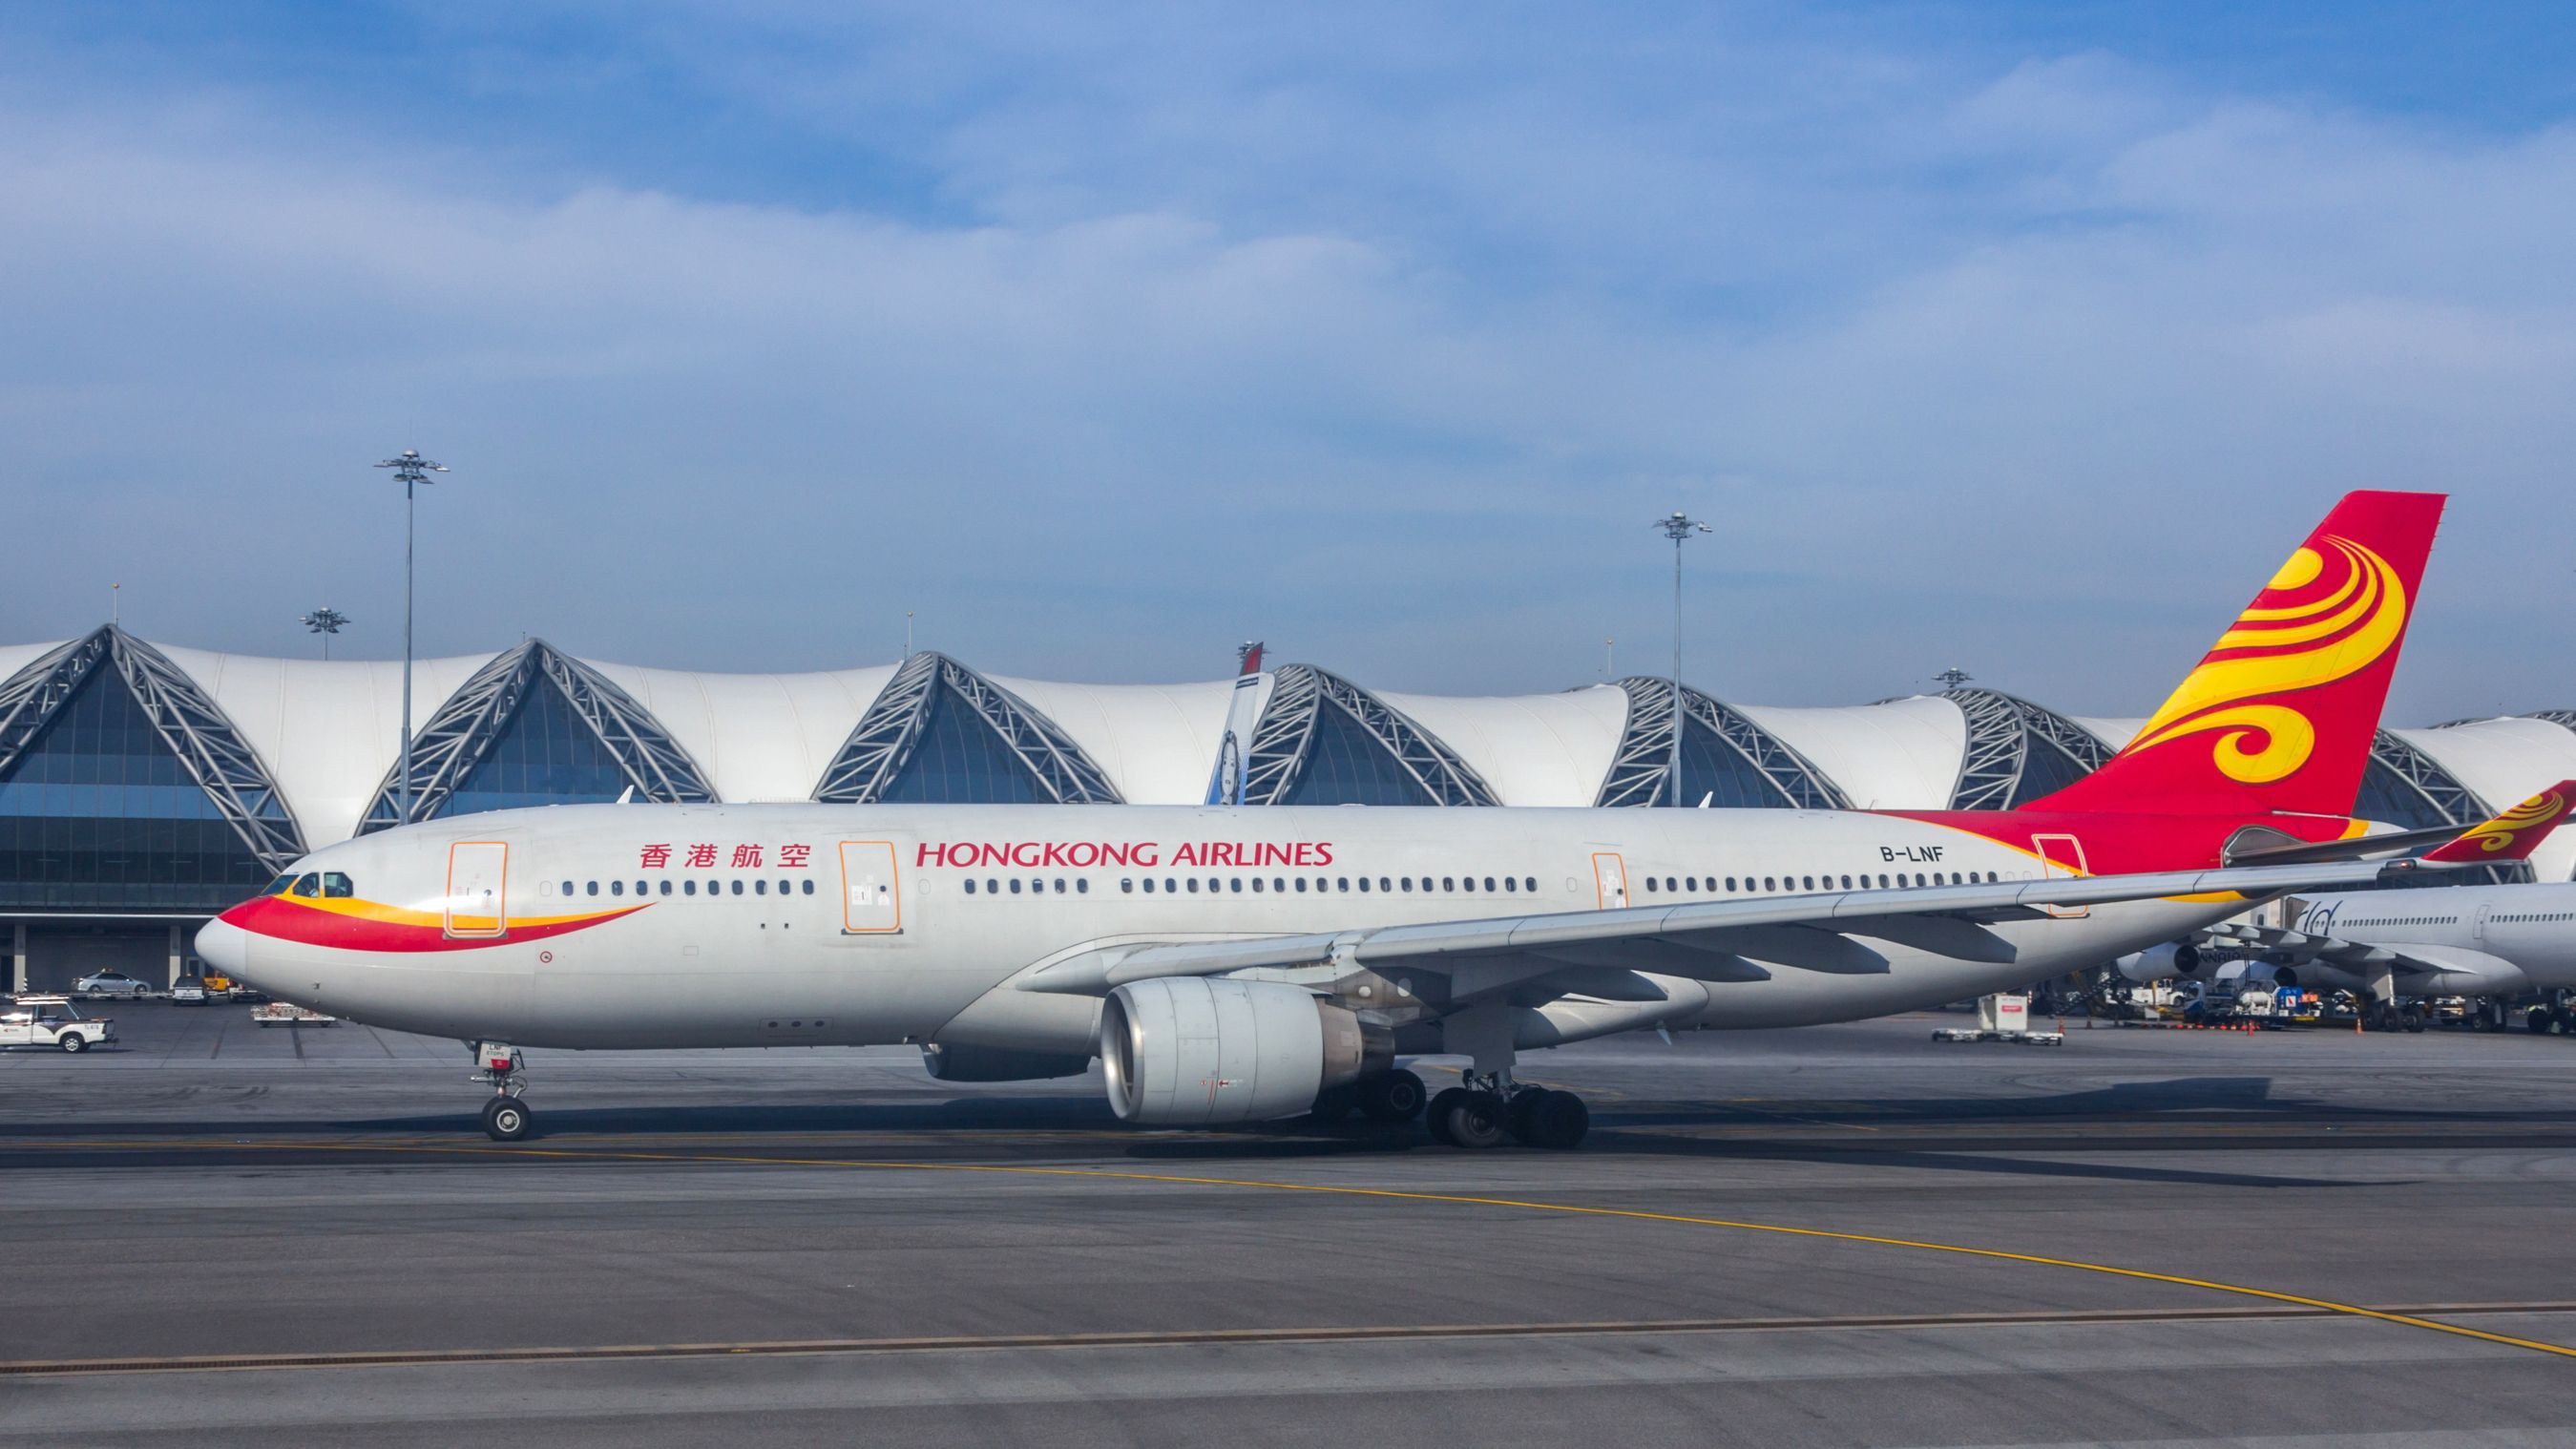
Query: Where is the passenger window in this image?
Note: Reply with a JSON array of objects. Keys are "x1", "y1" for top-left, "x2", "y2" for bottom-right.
[
  {"x1": 1763, "y1": 877, "x2": 1776, "y2": 892},
  {"x1": 1400, "y1": 877, "x2": 1414, "y2": 892},
  {"x1": 1251, "y1": 877, "x2": 1265, "y2": 892},
  {"x1": 1077, "y1": 878, "x2": 1088, "y2": 894},
  {"x1": 986, "y1": 878, "x2": 998, "y2": 894},
  {"x1": 1525, "y1": 877, "x2": 1537, "y2": 892},
  {"x1": 730, "y1": 880, "x2": 743, "y2": 896},
  {"x1": 586, "y1": 881, "x2": 599, "y2": 897},
  {"x1": 1010, "y1": 878, "x2": 1023, "y2": 894},
  {"x1": 1724, "y1": 877, "x2": 1736, "y2": 892},
  {"x1": 1644, "y1": 877, "x2": 1659, "y2": 893},
  {"x1": 965, "y1": 879, "x2": 978, "y2": 894},
  {"x1": 1437, "y1": 876, "x2": 1450, "y2": 892},
  {"x1": 684, "y1": 880, "x2": 698, "y2": 896},
  {"x1": 1503, "y1": 876, "x2": 1516, "y2": 892},
  {"x1": 1186, "y1": 878, "x2": 1200, "y2": 893},
  {"x1": 1164, "y1": 878, "x2": 1177, "y2": 893},
  {"x1": 1294, "y1": 877, "x2": 1308, "y2": 892},
  {"x1": 754, "y1": 879, "x2": 767, "y2": 896},
  {"x1": 1054, "y1": 879, "x2": 1066, "y2": 893},
  {"x1": 1358, "y1": 876, "x2": 1371, "y2": 892},
  {"x1": 561, "y1": 880, "x2": 575, "y2": 896},
  {"x1": 1120, "y1": 878, "x2": 1133, "y2": 893},
  {"x1": 611, "y1": 880, "x2": 625, "y2": 896},
  {"x1": 1228, "y1": 877, "x2": 1242, "y2": 892},
  {"x1": 1483, "y1": 876, "x2": 1497, "y2": 892},
  {"x1": 660, "y1": 880, "x2": 673, "y2": 896},
  {"x1": 1841, "y1": 875, "x2": 1853, "y2": 890}
]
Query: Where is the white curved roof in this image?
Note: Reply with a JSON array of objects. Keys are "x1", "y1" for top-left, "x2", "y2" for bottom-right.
[
  {"x1": 1735, "y1": 697, "x2": 1968, "y2": 810},
  {"x1": 7, "y1": 634, "x2": 2575, "y2": 881}
]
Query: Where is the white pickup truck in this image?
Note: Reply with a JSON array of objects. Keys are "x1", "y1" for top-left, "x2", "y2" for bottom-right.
[{"x1": 0, "y1": 997, "x2": 117, "y2": 1053}]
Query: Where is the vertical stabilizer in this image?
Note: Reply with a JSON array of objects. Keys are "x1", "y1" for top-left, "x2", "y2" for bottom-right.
[
  {"x1": 1204, "y1": 642, "x2": 1267, "y2": 805},
  {"x1": 2023, "y1": 491, "x2": 2444, "y2": 818}
]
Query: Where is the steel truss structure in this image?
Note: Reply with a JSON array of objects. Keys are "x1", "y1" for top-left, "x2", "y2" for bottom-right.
[
  {"x1": 1237, "y1": 663, "x2": 1498, "y2": 808},
  {"x1": 0, "y1": 626, "x2": 306, "y2": 871},
  {"x1": 359, "y1": 640, "x2": 717, "y2": 831},
  {"x1": 2521, "y1": 710, "x2": 2576, "y2": 731},
  {"x1": 811, "y1": 652, "x2": 1123, "y2": 805},
  {"x1": 1594, "y1": 677, "x2": 1848, "y2": 810},
  {"x1": 1941, "y1": 686, "x2": 2114, "y2": 811}
]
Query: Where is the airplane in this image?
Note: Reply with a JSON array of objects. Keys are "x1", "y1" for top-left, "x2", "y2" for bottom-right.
[
  {"x1": 199, "y1": 490, "x2": 2482, "y2": 1148},
  {"x1": 2113, "y1": 784, "x2": 2576, "y2": 1025}
]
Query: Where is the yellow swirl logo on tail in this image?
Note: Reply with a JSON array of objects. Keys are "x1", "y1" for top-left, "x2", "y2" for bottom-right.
[
  {"x1": 2118, "y1": 536, "x2": 2406, "y2": 785},
  {"x1": 2456, "y1": 789, "x2": 2565, "y2": 855}
]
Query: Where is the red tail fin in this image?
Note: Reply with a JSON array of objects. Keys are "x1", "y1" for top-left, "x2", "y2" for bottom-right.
[
  {"x1": 2422, "y1": 782, "x2": 2576, "y2": 864},
  {"x1": 2024, "y1": 490, "x2": 2445, "y2": 818}
]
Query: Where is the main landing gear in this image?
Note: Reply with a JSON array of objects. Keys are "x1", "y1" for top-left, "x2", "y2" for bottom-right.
[
  {"x1": 1425, "y1": 1072, "x2": 1590, "y2": 1150},
  {"x1": 471, "y1": 1041, "x2": 534, "y2": 1142}
]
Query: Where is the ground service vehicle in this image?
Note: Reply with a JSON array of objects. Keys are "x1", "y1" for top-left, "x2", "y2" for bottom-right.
[
  {"x1": 198, "y1": 493, "x2": 2549, "y2": 1145},
  {"x1": 170, "y1": 978, "x2": 207, "y2": 1004},
  {"x1": 73, "y1": 971, "x2": 151, "y2": 999},
  {"x1": 0, "y1": 997, "x2": 116, "y2": 1053}
]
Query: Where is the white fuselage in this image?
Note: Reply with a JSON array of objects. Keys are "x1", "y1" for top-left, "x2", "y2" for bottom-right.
[
  {"x1": 206, "y1": 803, "x2": 2251, "y2": 1058},
  {"x1": 2286, "y1": 883, "x2": 2576, "y2": 998}
]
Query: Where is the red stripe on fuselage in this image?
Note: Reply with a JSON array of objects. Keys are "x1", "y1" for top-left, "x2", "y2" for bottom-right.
[{"x1": 221, "y1": 895, "x2": 646, "y2": 954}]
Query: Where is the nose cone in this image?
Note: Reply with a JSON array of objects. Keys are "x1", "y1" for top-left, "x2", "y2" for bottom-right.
[{"x1": 195, "y1": 914, "x2": 249, "y2": 977}]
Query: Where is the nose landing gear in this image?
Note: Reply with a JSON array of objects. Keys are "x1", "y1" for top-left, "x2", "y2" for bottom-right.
[{"x1": 471, "y1": 1041, "x2": 534, "y2": 1142}]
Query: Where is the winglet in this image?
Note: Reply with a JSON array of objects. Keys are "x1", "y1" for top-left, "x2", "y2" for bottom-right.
[{"x1": 2422, "y1": 782, "x2": 2576, "y2": 864}]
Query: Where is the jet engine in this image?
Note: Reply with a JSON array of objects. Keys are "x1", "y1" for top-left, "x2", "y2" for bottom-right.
[
  {"x1": 2113, "y1": 941, "x2": 2204, "y2": 983},
  {"x1": 1100, "y1": 977, "x2": 1389, "y2": 1125}
]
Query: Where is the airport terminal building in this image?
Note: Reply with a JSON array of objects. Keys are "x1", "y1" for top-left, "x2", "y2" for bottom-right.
[{"x1": 8, "y1": 624, "x2": 2575, "y2": 991}]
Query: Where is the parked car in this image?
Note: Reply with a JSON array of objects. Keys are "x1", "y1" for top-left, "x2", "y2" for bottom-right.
[
  {"x1": 170, "y1": 977, "x2": 208, "y2": 1005},
  {"x1": 73, "y1": 970, "x2": 151, "y2": 999},
  {"x1": 0, "y1": 996, "x2": 116, "y2": 1053}
]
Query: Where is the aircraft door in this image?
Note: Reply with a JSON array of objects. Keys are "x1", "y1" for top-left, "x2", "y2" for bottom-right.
[
  {"x1": 839, "y1": 841, "x2": 904, "y2": 934},
  {"x1": 2474, "y1": 901, "x2": 2492, "y2": 944},
  {"x1": 445, "y1": 842, "x2": 509, "y2": 939},
  {"x1": 1591, "y1": 852, "x2": 1628, "y2": 910},
  {"x1": 2031, "y1": 834, "x2": 2089, "y2": 918}
]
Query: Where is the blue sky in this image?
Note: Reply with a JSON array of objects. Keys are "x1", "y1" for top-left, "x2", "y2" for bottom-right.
[{"x1": 3, "y1": 2, "x2": 2572, "y2": 720}]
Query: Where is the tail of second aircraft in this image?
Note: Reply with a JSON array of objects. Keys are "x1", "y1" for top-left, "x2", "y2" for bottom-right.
[{"x1": 2023, "y1": 490, "x2": 2445, "y2": 820}]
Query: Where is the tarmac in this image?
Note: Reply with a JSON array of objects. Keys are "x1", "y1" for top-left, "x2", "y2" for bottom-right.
[{"x1": 5, "y1": 1000, "x2": 2575, "y2": 1447}]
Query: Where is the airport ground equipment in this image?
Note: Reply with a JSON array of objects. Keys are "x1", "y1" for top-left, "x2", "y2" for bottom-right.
[
  {"x1": 0, "y1": 996, "x2": 115, "y2": 1053},
  {"x1": 250, "y1": 1001, "x2": 336, "y2": 1027},
  {"x1": 1933, "y1": 993, "x2": 2063, "y2": 1045}
]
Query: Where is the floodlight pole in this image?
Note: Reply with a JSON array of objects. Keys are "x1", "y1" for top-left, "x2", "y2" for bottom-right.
[
  {"x1": 376, "y1": 451, "x2": 448, "y2": 826},
  {"x1": 1657, "y1": 512, "x2": 1711, "y2": 806},
  {"x1": 301, "y1": 607, "x2": 350, "y2": 661}
]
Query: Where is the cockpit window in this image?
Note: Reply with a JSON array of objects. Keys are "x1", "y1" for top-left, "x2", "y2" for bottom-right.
[
  {"x1": 290, "y1": 873, "x2": 322, "y2": 898},
  {"x1": 264, "y1": 874, "x2": 300, "y2": 896},
  {"x1": 320, "y1": 872, "x2": 353, "y2": 898}
]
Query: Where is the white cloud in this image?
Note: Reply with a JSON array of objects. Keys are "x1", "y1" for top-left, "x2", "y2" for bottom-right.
[{"x1": 1, "y1": 10, "x2": 2572, "y2": 718}]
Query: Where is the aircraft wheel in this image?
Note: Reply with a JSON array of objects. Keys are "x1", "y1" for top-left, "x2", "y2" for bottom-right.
[
  {"x1": 1424, "y1": 1088, "x2": 1465, "y2": 1145},
  {"x1": 2527, "y1": 1007, "x2": 2552, "y2": 1035},
  {"x1": 1443, "y1": 1091, "x2": 1511, "y2": 1149},
  {"x1": 1521, "y1": 1090, "x2": 1589, "y2": 1150},
  {"x1": 482, "y1": 1097, "x2": 534, "y2": 1143},
  {"x1": 1358, "y1": 1069, "x2": 1427, "y2": 1123}
]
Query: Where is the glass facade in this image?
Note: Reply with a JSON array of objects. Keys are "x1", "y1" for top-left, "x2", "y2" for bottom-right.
[
  {"x1": 878, "y1": 682, "x2": 1049, "y2": 804},
  {"x1": 433, "y1": 681, "x2": 637, "y2": 818},
  {"x1": 0, "y1": 666, "x2": 272, "y2": 910},
  {"x1": 1282, "y1": 704, "x2": 1437, "y2": 807},
  {"x1": 2006, "y1": 739, "x2": 2094, "y2": 808},
  {"x1": 2353, "y1": 756, "x2": 2453, "y2": 830},
  {"x1": 1667, "y1": 716, "x2": 1792, "y2": 808}
]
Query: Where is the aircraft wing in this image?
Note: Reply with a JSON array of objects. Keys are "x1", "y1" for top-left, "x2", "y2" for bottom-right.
[
  {"x1": 1021, "y1": 857, "x2": 2419, "y2": 998},
  {"x1": 2202, "y1": 922, "x2": 2527, "y2": 994}
]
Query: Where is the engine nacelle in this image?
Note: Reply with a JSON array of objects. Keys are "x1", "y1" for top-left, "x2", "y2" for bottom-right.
[
  {"x1": 920, "y1": 1042, "x2": 1093, "y2": 1082},
  {"x1": 1100, "y1": 977, "x2": 1387, "y2": 1125},
  {"x1": 2113, "y1": 941, "x2": 2204, "y2": 983}
]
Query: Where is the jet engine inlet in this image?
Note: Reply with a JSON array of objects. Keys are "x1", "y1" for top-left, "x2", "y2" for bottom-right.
[
  {"x1": 2114, "y1": 941, "x2": 2204, "y2": 983},
  {"x1": 1100, "y1": 977, "x2": 1389, "y2": 1125}
]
